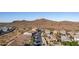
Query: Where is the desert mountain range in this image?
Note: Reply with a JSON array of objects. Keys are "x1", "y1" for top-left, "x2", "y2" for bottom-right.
[{"x1": 0, "y1": 18, "x2": 79, "y2": 31}]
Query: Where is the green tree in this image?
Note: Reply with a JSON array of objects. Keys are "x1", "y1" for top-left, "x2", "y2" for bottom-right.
[{"x1": 62, "y1": 41, "x2": 79, "y2": 46}]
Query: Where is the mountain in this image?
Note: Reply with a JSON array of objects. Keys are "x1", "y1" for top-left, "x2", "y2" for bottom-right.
[
  {"x1": 0, "y1": 18, "x2": 79, "y2": 31},
  {"x1": 7, "y1": 18, "x2": 79, "y2": 31}
]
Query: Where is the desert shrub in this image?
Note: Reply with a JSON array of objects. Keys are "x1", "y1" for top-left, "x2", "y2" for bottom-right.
[
  {"x1": 29, "y1": 37, "x2": 35, "y2": 46},
  {"x1": 0, "y1": 39, "x2": 6, "y2": 46}
]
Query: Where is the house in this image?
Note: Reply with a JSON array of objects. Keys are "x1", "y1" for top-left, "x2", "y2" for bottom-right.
[
  {"x1": 45, "y1": 29, "x2": 50, "y2": 34},
  {"x1": 50, "y1": 34, "x2": 57, "y2": 41},
  {"x1": 1, "y1": 27, "x2": 8, "y2": 32},
  {"x1": 0, "y1": 26, "x2": 15, "y2": 35},
  {"x1": 53, "y1": 30, "x2": 58, "y2": 34},
  {"x1": 74, "y1": 35, "x2": 79, "y2": 41},
  {"x1": 44, "y1": 29, "x2": 52, "y2": 37},
  {"x1": 32, "y1": 28, "x2": 37, "y2": 32},
  {"x1": 61, "y1": 35, "x2": 70, "y2": 41},
  {"x1": 75, "y1": 32, "x2": 79, "y2": 35},
  {"x1": 60, "y1": 30, "x2": 66, "y2": 35},
  {"x1": 42, "y1": 37, "x2": 47, "y2": 45},
  {"x1": 23, "y1": 32, "x2": 32, "y2": 36},
  {"x1": 67, "y1": 31, "x2": 75, "y2": 37}
]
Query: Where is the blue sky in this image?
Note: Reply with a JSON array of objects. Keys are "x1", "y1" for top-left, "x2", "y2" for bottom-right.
[{"x1": 0, "y1": 12, "x2": 79, "y2": 22}]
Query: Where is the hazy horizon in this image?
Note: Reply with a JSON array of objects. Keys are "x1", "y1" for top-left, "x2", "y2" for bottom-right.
[{"x1": 0, "y1": 12, "x2": 79, "y2": 22}]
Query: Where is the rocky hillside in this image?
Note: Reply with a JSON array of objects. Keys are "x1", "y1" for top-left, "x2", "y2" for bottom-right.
[
  {"x1": 7, "y1": 18, "x2": 79, "y2": 31},
  {"x1": 0, "y1": 18, "x2": 79, "y2": 31}
]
